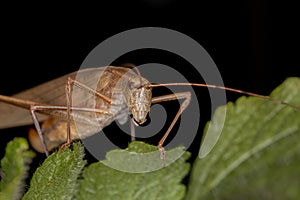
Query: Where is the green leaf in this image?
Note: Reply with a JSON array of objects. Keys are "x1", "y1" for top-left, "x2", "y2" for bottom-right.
[
  {"x1": 186, "y1": 77, "x2": 300, "y2": 199},
  {"x1": 22, "y1": 142, "x2": 86, "y2": 200},
  {"x1": 102, "y1": 141, "x2": 187, "y2": 173},
  {"x1": 76, "y1": 141, "x2": 190, "y2": 200},
  {"x1": 0, "y1": 138, "x2": 35, "y2": 200}
]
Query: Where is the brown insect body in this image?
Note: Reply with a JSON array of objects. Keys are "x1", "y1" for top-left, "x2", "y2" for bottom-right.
[{"x1": 0, "y1": 66, "x2": 153, "y2": 152}]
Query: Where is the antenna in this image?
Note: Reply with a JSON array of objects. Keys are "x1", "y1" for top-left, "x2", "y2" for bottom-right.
[{"x1": 148, "y1": 82, "x2": 300, "y2": 111}]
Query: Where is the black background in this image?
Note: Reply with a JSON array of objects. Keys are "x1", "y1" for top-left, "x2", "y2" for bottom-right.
[{"x1": 0, "y1": 0, "x2": 299, "y2": 181}]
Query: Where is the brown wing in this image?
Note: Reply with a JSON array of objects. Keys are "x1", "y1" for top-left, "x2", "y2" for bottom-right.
[{"x1": 0, "y1": 67, "x2": 112, "y2": 129}]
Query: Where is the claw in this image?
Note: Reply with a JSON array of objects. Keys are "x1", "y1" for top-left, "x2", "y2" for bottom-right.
[
  {"x1": 159, "y1": 146, "x2": 166, "y2": 167},
  {"x1": 59, "y1": 142, "x2": 71, "y2": 151}
]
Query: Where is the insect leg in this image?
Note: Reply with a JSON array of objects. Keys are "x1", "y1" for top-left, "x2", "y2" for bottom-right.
[
  {"x1": 67, "y1": 77, "x2": 112, "y2": 104},
  {"x1": 63, "y1": 78, "x2": 72, "y2": 150},
  {"x1": 130, "y1": 118, "x2": 136, "y2": 141},
  {"x1": 64, "y1": 77, "x2": 118, "y2": 148},
  {"x1": 30, "y1": 105, "x2": 49, "y2": 156},
  {"x1": 29, "y1": 104, "x2": 111, "y2": 154},
  {"x1": 151, "y1": 92, "x2": 191, "y2": 164}
]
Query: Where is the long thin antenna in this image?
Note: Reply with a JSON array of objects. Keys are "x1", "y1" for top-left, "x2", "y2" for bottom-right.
[{"x1": 148, "y1": 83, "x2": 300, "y2": 111}]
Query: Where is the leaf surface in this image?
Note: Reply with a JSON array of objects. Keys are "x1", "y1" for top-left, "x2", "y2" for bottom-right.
[
  {"x1": 0, "y1": 138, "x2": 35, "y2": 200},
  {"x1": 186, "y1": 77, "x2": 300, "y2": 199},
  {"x1": 22, "y1": 143, "x2": 86, "y2": 200},
  {"x1": 76, "y1": 141, "x2": 190, "y2": 200}
]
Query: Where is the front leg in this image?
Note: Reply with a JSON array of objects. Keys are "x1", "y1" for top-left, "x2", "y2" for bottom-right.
[
  {"x1": 63, "y1": 77, "x2": 114, "y2": 150},
  {"x1": 151, "y1": 92, "x2": 191, "y2": 165}
]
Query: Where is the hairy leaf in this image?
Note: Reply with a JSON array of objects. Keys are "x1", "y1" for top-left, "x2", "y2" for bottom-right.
[
  {"x1": 22, "y1": 142, "x2": 86, "y2": 200},
  {"x1": 186, "y1": 77, "x2": 300, "y2": 199},
  {"x1": 76, "y1": 141, "x2": 190, "y2": 200},
  {"x1": 0, "y1": 138, "x2": 35, "y2": 200}
]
